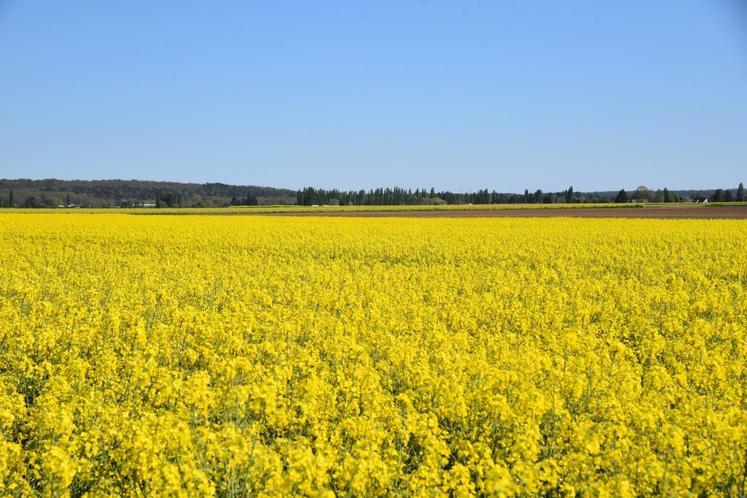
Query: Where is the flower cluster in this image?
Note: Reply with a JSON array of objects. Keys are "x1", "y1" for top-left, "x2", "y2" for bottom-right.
[{"x1": 0, "y1": 214, "x2": 745, "y2": 496}]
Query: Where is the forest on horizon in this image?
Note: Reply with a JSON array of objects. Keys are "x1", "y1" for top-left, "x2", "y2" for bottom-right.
[{"x1": 0, "y1": 178, "x2": 744, "y2": 208}]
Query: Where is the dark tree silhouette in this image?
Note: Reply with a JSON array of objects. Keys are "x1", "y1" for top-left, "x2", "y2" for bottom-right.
[{"x1": 614, "y1": 189, "x2": 629, "y2": 203}]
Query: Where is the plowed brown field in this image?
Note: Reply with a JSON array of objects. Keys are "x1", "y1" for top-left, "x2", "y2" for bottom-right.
[{"x1": 268, "y1": 205, "x2": 747, "y2": 219}]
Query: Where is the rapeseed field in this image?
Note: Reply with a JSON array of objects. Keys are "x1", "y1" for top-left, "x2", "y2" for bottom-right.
[{"x1": 0, "y1": 214, "x2": 745, "y2": 496}]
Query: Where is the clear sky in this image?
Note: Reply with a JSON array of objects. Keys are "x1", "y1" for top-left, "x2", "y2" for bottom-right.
[{"x1": 1, "y1": 1, "x2": 746, "y2": 192}]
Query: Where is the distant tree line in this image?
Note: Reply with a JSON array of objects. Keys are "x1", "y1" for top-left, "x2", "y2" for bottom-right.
[
  {"x1": 613, "y1": 186, "x2": 680, "y2": 203},
  {"x1": 2, "y1": 179, "x2": 744, "y2": 207},
  {"x1": 710, "y1": 185, "x2": 744, "y2": 202},
  {"x1": 0, "y1": 179, "x2": 295, "y2": 208},
  {"x1": 230, "y1": 194, "x2": 258, "y2": 206},
  {"x1": 297, "y1": 183, "x2": 745, "y2": 206},
  {"x1": 297, "y1": 186, "x2": 610, "y2": 206}
]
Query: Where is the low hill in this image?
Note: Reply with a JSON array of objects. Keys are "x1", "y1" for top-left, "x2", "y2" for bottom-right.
[
  {"x1": 0, "y1": 179, "x2": 742, "y2": 208},
  {"x1": 0, "y1": 179, "x2": 296, "y2": 208}
]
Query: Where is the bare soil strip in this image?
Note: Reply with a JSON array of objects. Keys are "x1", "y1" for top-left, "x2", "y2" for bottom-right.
[{"x1": 265, "y1": 206, "x2": 747, "y2": 219}]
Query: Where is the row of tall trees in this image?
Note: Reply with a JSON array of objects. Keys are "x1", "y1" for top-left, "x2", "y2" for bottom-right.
[
  {"x1": 298, "y1": 184, "x2": 747, "y2": 206},
  {"x1": 711, "y1": 183, "x2": 745, "y2": 202},
  {"x1": 296, "y1": 186, "x2": 618, "y2": 206},
  {"x1": 614, "y1": 187, "x2": 681, "y2": 203},
  {"x1": 2, "y1": 182, "x2": 744, "y2": 207},
  {"x1": 297, "y1": 183, "x2": 745, "y2": 206}
]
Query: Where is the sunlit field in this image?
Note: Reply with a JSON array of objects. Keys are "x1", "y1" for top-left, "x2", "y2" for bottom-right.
[
  {"x1": 5, "y1": 202, "x2": 747, "y2": 218},
  {"x1": 2, "y1": 203, "x2": 647, "y2": 216},
  {"x1": 1, "y1": 213, "x2": 746, "y2": 496}
]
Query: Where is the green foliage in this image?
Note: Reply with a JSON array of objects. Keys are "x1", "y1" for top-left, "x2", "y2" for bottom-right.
[
  {"x1": 564, "y1": 186, "x2": 574, "y2": 203},
  {"x1": 710, "y1": 188, "x2": 741, "y2": 203},
  {"x1": 0, "y1": 179, "x2": 295, "y2": 208}
]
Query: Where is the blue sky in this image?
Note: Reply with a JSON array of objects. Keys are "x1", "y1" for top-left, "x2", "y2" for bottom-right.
[{"x1": 1, "y1": 1, "x2": 746, "y2": 192}]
